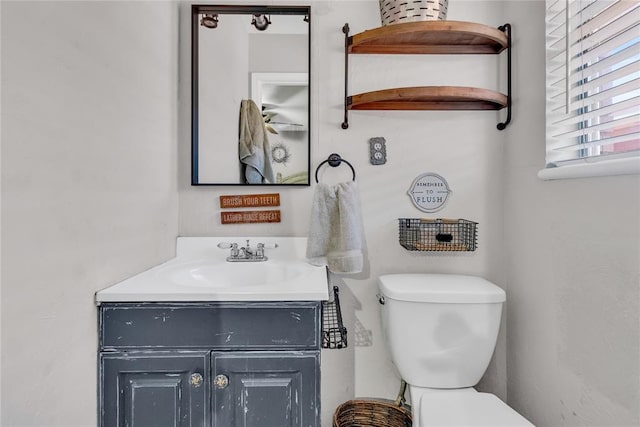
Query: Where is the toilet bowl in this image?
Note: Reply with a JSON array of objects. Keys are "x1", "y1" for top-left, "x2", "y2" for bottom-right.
[
  {"x1": 413, "y1": 388, "x2": 533, "y2": 426},
  {"x1": 378, "y1": 274, "x2": 533, "y2": 426}
]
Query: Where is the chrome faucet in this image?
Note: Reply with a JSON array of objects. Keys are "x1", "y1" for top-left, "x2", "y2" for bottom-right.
[
  {"x1": 217, "y1": 240, "x2": 277, "y2": 262},
  {"x1": 240, "y1": 240, "x2": 254, "y2": 258}
]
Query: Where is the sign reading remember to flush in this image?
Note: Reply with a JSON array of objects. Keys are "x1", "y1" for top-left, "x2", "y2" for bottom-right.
[{"x1": 407, "y1": 173, "x2": 452, "y2": 213}]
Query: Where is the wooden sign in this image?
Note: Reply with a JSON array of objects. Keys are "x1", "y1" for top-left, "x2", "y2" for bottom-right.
[
  {"x1": 220, "y1": 193, "x2": 280, "y2": 209},
  {"x1": 408, "y1": 173, "x2": 452, "y2": 213},
  {"x1": 221, "y1": 210, "x2": 281, "y2": 224}
]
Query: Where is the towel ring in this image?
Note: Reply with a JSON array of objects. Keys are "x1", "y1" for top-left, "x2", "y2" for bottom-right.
[{"x1": 314, "y1": 153, "x2": 356, "y2": 183}]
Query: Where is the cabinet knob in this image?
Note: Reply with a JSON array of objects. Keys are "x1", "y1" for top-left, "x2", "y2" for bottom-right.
[
  {"x1": 190, "y1": 373, "x2": 204, "y2": 387},
  {"x1": 214, "y1": 374, "x2": 229, "y2": 389}
]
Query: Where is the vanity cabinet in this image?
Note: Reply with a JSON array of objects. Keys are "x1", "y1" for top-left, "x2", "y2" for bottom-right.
[{"x1": 98, "y1": 302, "x2": 321, "y2": 427}]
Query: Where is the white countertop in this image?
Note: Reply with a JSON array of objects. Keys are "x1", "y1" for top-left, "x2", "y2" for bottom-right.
[{"x1": 95, "y1": 237, "x2": 330, "y2": 303}]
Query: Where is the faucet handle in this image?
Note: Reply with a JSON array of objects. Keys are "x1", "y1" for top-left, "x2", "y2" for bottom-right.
[
  {"x1": 217, "y1": 242, "x2": 238, "y2": 249},
  {"x1": 262, "y1": 243, "x2": 278, "y2": 249}
]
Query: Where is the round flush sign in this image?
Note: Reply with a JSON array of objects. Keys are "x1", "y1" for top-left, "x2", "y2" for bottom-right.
[{"x1": 407, "y1": 173, "x2": 452, "y2": 213}]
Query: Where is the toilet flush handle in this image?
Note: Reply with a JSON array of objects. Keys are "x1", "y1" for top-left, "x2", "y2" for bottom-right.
[{"x1": 376, "y1": 293, "x2": 385, "y2": 305}]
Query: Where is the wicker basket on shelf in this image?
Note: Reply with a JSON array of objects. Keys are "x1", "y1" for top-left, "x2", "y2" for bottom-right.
[
  {"x1": 333, "y1": 399, "x2": 412, "y2": 427},
  {"x1": 379, "y1": 0, "x2": 448, "y2": 25}
]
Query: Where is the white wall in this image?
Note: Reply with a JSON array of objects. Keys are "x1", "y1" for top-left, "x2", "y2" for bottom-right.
[
  {"x1": 503, "y1": 2, "x2": 640, "y2": 426},
  {"x1": 179, "y1": 1, "x2": 508, "y2": 422},
  {"x1": 6, "y1": 1, "x2": 636, "y2": 426},
  {"x1": 1, "y1": 1, "x2": 179, "y2": 425}
]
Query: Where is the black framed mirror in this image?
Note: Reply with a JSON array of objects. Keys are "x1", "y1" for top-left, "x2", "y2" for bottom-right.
[{"x1": 192, "y1": 5, "x2": 311, "y2": 186}]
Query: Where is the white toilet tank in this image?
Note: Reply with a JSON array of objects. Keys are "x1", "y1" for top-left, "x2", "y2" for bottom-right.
[{"x1": 378, "y1": 274, "x2": 506, "y2": 389}]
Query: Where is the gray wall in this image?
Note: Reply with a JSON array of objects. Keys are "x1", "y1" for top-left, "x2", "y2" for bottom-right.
[
  {"x1": 1, "y1": 1, "x2": 179, "y2": 424},
  {"x1": 503, "y1": 2, "x2": 640, "y2": 426}
]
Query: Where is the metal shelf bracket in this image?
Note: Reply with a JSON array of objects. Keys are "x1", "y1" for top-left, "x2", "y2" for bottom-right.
[
  {"x1": 341, "y1": 23, "x2": 350, "y2": 129},
  {"x1": 497, "y1": 23, "x2": 512, "y2": 130}
]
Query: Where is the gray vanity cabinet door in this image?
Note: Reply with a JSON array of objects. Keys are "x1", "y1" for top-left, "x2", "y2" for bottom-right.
[
  {"x1": 212, "y1": 351, "x2": 320, "y2": 427},
  {"x1": 100, "y1": 351, "x2": 209, "y2": 427}
]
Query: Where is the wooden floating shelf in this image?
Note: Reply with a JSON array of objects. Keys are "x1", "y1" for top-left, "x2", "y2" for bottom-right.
[
  {"x1": 340, "y1": 21, "x2": 512, "y2": 129},
  {"x1": 348, "y1": 86, "x2": 508, "y2": 111},
  {"x1": 348, "y1": 21, "x2": 509, "y2": 55}
]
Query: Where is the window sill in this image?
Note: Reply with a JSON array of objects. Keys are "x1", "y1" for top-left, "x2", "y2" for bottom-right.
[{"x1": 538, "y1": 157, "x2": 640, "y2": 181}]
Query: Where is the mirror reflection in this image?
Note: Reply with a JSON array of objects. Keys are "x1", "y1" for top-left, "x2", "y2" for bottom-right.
[{"x1": 192, "y1": 5, "x2": 310, "y2": 185}]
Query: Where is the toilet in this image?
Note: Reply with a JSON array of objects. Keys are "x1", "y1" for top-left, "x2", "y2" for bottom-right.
[{"x1": 378, "y1": 273, "x2": 534, "y2": 426}]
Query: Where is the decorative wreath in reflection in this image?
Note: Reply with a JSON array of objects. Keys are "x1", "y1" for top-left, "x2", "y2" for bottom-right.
[{"x1": 271, "y1": 143, "x2": 292, "y2": 165}]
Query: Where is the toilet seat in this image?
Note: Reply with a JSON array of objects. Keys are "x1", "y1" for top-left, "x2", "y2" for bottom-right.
[{"x1": 419, "y1": 391, "x2": 534, "y2": 426}]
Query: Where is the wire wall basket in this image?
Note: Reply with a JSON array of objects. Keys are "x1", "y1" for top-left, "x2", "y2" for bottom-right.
[
  {"x1": 322, "y1": 286, "x2": 348, "y2": 349},
  {"x1": 399, "y1": 218, "x2": 478, "y2": 252}
]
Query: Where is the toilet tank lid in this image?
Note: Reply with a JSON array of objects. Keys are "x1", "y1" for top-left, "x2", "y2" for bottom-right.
[{"x1": 378, "y1": 274, "x2": 506, "y2": 303}]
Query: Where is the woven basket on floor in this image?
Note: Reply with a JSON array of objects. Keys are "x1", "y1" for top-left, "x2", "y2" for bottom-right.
[{"x1": 333, "y1": 399, "x2": 412, "y2": 427}]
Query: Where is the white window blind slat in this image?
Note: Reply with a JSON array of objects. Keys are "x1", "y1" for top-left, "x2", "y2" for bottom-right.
[
  {"x1": 552, "y1": 132, "x2": 640, "y2": 153},
  {"x1": 545, "y1": 0, "x2": 640, "y2": 172},
  {"x1": 569, "y1": 0, "x2": 611, "y2": 21},
  {"x1": 549, "y1": 22, "x2": 567, "y2": 38},
  {"x1": 551, "y1": 114, "x2": 639, "y2": 140},
  {"x1": 570, "y1": 60, "x2": 639, "y2": 102},
  {"x1": 554, "y1": 96, "x2": 640, "y2": 127},
  {"x1": 547, "y1": 59, "x2": 567, "y2": 76},
  {"x1": 574, "y1": 1, "x2": 638, "y2": 36},
  {"x1": 563, "y1": 78, "x2": 640, "y2": 113},
  {"x1": 567, "y1": 43, "x2": 639, "y2": 87},
  {"x1": 574, "y1": 10, "x2": 640, "y2": 55},
  {"x1": 572, "y1": 23, "x2": 639, "y2": 66},
  {"x1": 549, "y1": 34, "x2": 567, "y2": 51},
  {"x1": 547, "y1": 5, "x2": 567, "y2": 23},
  {"x1": 551, "y1": 76, "x2": 567, "y2": 90},
  {"x1": 548, "y1": 0, "x2": 562, "y2": 10}
]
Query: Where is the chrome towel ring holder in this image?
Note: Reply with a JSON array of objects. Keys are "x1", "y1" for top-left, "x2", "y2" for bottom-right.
[{"x1": 314, "y1": 153, "x2": 356, "y2": 183}]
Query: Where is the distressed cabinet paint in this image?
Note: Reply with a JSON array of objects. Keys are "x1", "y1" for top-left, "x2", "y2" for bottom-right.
[
  {"x1": 98, "y1": 302, "x2": 321, "y2": 427},
  {"x1": 101, "y1": 351, "x2": 210, "y2": 426},
  {"x1": 213, "y1": 352, "x2": 318, "y2": 426}
]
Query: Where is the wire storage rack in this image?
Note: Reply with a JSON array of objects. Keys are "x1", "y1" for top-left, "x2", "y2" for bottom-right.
[
  {"x1": 322, "y1": 286, "x2": 348, "y2": 349},
  {"x1": 399, "y1": 218, "x2": 478, "y2": 252}
]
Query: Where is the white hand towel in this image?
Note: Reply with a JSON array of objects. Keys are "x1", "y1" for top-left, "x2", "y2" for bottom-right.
[{"x1": 306, "y1": 180, "x2": 364, "y2": 274}]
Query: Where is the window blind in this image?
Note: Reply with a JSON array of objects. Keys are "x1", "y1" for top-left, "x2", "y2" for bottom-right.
[{"x1": 545, "y1": 0, "x2": 640, "y2": 168}]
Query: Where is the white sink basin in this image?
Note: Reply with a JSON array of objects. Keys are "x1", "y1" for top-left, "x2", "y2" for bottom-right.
[
  {"x1": 95, "y1": 237, "x2": 329, "y2": 302},
  {"x1": 160, "y1": 259, "x2": 312, "y2": 288}
]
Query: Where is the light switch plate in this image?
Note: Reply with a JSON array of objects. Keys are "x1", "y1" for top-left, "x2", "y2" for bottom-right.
[{"x1": 369, "y1": 137, "x2": 386, "y2": 165}]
